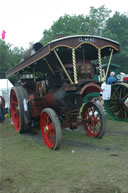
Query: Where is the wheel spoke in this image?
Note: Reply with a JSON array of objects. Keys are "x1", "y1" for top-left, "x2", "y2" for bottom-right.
[
  {"x1": 109, "y1": 105, "x2": 119, "y2": 111},
  {"x1": 114, "y1": 109, "x2": 121, "y2": 117},
  {"x1": 49, "y1": 124, "x2": 55, "y2": 136},
  {"x1": 122, "y1": 94, "x2": 128, "y2": 102}
]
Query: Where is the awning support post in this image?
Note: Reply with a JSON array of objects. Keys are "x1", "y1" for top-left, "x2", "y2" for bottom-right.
[
  {"x1": 72, "y1": 48, "x2": 78, "y2": 84},
  {"x1": 98, "y1": 49, "x2": 103, "y2": 82},
  {"x1": 105, "y1": 49, "x2": 114, "y2": 82},
  {"x1": 53, "y1": 49, "x2": 73, "y2": 84}
]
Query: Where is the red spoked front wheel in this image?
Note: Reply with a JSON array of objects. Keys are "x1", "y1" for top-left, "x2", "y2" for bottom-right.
[
  {"x1": 82, "y1": 102, "x2": 106, "y2": 138},
  {"x1": 40, "y1": 108, "x2": 62, "y2": 150}
]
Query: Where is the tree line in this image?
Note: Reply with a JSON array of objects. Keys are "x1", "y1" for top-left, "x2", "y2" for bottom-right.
[{"x1": 0, "y1": 6, "x2": 128, "y2": 84}]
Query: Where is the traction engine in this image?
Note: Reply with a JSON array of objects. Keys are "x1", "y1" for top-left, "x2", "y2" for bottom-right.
[{"x1": 6, "y1": 35, "x2": 120, "y2": 149}]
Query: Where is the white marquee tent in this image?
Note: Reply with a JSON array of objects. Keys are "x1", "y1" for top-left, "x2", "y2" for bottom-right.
[{"x1": 0, "y1": 79, "x2": 14, "y2": 108}]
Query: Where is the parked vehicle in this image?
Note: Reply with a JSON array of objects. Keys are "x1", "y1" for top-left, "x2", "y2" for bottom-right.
[{"x1": 6, "y1": 35, "x2": 120, "y2": 149}]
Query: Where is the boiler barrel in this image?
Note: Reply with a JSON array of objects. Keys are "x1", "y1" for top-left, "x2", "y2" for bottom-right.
[{"x1": 44, "y1": 88, "x2": 83, "y2": 110}]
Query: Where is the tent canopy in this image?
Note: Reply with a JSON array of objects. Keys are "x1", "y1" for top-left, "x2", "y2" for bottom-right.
[
  {"x1": 0, "y1": 79, "x2": 13, "y2": 90},
  {"x1": 0, "y1": 79, "x2": 13, "y2": 108}
]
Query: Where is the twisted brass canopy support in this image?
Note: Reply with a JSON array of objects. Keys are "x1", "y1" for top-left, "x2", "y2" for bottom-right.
[
  {"x1": 98, "y1": 49, "x2": 103, "y2": 82},
  {"x1": 72, "y1": 48, "x2": 78, "y2": 84}
]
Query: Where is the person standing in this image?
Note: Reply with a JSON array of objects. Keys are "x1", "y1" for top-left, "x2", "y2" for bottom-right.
[
  {"x1": 107, "y1": 71, "x2": 117, "y2": 85},
  {"x1": 0, "y1": 96, "x2": 5, "y2": 122}
]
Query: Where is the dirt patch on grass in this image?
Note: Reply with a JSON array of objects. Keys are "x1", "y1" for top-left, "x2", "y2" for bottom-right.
[{"x1": 1, "y1": 119, "x2": 128, "y2": 193}]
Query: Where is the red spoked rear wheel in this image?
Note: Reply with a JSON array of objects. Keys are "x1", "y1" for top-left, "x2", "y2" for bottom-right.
[
  {"x1": 40, "y1": 108, "x2": 62, "y2": 150},
  {"x1": 10, "y1": 87, "x2": 24, "y2": 133},
  {"x1": 82, "y1": 102, "x2": 106, "y2": 138}
]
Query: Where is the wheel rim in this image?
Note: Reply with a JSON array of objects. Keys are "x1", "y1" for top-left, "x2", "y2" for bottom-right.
[
  {"x1": 104, "y1": 84, "x2": 128, "y2": 122},
  {"x1": 40, "y1": 111, "x2": 56, "y2": 149},
  {"x1": 82, "y1": 104, "x2": 102, "y2": 137},
  {"x1": 10, "y1": 89, "x2": 20, "y2": 131}
]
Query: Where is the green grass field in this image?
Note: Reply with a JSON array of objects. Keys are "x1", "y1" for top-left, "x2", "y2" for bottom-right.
[{"x1": 1, "y1": 118, "x2": 128, "y2": 193}]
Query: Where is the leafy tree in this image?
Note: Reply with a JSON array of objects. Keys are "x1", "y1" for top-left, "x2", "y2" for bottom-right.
[
  {"x1": 87, "y1": 6, "x2": 111, "y2": 35},
  {"x1": 0, "y1": 40, "x2": 12, "y2": 78},
  {"x1": 103, "y1": 12, "x2": 128, "y2": 73},
  {"x1": 41, "y1": 14, "x2": 87, "y2": 45},
  {"x1": 40, "y1": 6, "x2": 111, "y2": 45},
  {"x1": 0, "y1": 40, "x2": 24, "y2": 82}
]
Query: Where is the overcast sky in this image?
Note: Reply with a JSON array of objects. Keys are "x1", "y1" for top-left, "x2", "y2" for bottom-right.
[{"x1": 0, "y1": 0, "x2": 128, "y2": 49}]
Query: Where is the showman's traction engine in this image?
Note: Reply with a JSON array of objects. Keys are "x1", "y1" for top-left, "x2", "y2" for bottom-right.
[{"x1": 6, "y1": 35, "x2": 120, "y2": 149}]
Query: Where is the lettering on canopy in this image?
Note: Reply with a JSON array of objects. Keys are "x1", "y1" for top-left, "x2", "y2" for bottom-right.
[{"x1": 79, "y1": 37, "x2": 95, "y2": 43}]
